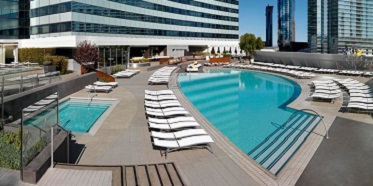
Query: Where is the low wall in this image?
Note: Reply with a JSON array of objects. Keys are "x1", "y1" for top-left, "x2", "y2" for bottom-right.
[
  {"x1": 4, "y1": 73, "x2": 97, "y2": 121},
  {"x1": 254, "y1": 51, "x2": 373, "y2": 69},
  {"x1": 210, "y1": 57, "x2": 231, "y2": 63},
  {"x1": 22, "y1": 131, "x2": 70, "y2": 184}
]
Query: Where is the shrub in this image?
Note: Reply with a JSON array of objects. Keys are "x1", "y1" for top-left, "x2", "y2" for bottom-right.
[
  {"x1": 19, "y1": 48, "x2": 56, "y2": 64},
  {"x1": 44, "y1": 56, "x2": 68, "y2": 75},
  {"x1": 111, "y1": 65, "x2": 123, "y2": 75},
  {"x1": 0, "y1": 129, "x2": 21, "y2": 170}
]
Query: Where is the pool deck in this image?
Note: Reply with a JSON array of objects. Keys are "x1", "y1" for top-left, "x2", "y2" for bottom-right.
[{"x1": 2, "y1": 64, "x2": 372, "y2": 186}]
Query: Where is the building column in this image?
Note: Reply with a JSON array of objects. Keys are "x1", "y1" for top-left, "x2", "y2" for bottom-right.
[
  {"x1": 13, "y1": 47, "x2": 18, "y2": 63},
  {"x1": 0, "y1": 45, "x2": 5, "y2": 64}
]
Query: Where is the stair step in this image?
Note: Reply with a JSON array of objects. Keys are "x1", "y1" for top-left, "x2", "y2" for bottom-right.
[
  {"x1": 256, "y1": 115, "x2": 313, "y2": 163},
  {"x1": 156, "y1": 164, "x2": 172, "y2": 186},
  {"x1": 249, "y1": 114, "x2": 306, "y2": 159},
  {"x1": 261, "y1": 116, "x2": 316, "y2": 167},
  {"x1": 125, "y1": 166, "x2": 136, "y2": 186},
  {"x1": 147, "y1": 165, "x2": 162, "y2": 186},
  {"x1": 166, "y1": 163, "x2": 183, "y2": 186},
  {"x1": 137, "y1": 165, "x2": 150, "y2": 186},
  {"x1": 269, "y1": 117, "x2": 322, "y2": 175}
]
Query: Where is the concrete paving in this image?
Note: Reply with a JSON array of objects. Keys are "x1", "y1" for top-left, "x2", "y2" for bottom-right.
[
  {"x1": 296, "y1": 117, "x2": 373, "y2": 186},
  {"x1": 72, "y1": 70, "x2": 259, "y2": 186}
]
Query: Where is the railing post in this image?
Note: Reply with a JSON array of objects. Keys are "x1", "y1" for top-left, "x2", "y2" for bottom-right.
[
  {"x1": 20, "y1": 75, "x2": 23, "y2": 93},
  {"x1": 51, "y1": 126, "x2": 54, "y2": 169}
]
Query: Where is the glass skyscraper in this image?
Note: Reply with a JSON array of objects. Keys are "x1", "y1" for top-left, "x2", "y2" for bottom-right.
[
  {"x1": 278, "y1": 0, "x2": 295, "y2": 49},
  {"x1": 265, "y1": 5, "x2": 274, "y2": 47},
  {"x1": 308, "y1": 0, "x2": 373, "y2": 55},
  {"x1": 0, "y1": 0, "x2": 30, "y2": 39}
]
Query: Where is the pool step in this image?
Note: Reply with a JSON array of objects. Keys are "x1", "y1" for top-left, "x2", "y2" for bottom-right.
[
  {"x1": 123, "y1": 163, "x2": 185, "y2": 186},
  {"x1": 248, "y1": 113, "x2": 321, "y2": 175}
]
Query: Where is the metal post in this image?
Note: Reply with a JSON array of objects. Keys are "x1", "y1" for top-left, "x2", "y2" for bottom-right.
[
  {"x1": 121, "y1": 48, "x2": 124, "y2": 66},
  {"x1": 1, "y1": 77, "x2": 4, "y2": 129},
  {"x1": 116, "y1": 47, "x2": 118, "y2": 66},
  {"x1": 51, "y1": 126, "x2": 54, "y2": 169},
  {"x1": 109, "y1": 48, "x2": 112, "y2": 67},
  {"x1": 20, "y1": 75, "x2": 23, "y2": 93},
  {"x1": 103, "y1": 48, "x2": 106, "y2": 68},
  {"x1": 20, "y1": 114, "x2": 23, "y2": 180}
]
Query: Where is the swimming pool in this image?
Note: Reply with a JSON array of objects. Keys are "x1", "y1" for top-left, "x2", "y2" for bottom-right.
[
  {"x1": 25, "y1": 99, "x2": 113, "y2": 133},
  {"x1": 178, "y1": 69, "x2": 320, "y2": 175}
]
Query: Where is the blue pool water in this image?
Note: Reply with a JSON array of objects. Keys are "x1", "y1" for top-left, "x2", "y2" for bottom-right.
[
  {"x1": 25, "y1": 100, "x2": 111, "y2": 133},
  {"x1": 58, "y1": 101, "x2": 110, "y2": 132},
  {"x1": 178, "y1": 69, "x2": 319, "y2": 174}
]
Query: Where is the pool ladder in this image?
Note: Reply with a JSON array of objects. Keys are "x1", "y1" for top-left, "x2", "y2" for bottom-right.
[{"x1": 284, "y1": 109, "x2": 329, "y2": 139}]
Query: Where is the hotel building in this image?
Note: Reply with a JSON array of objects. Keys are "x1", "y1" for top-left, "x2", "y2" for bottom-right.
[
  {"x1": 265, "y1": 5, "x2": 274, "y2": 47},
  {"x1": 278, "y1": 0, "x2": 295, "y2": 49},
  {"x1": 0, "y1": 0, "x2": 239, "y2": 64}
]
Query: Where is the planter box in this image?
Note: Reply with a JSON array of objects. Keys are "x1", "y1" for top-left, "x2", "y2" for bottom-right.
[{"x1": 210, "y1": 57, "x2": 231, "y2": 63}]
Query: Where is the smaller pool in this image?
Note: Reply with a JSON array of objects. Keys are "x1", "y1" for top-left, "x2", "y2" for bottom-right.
[
  {"x1": 58, "y1": 100, "x2": 112, "y2": 133},
  {"x1": 24, "y1": 99, "x2": 114, "y2": 133}
]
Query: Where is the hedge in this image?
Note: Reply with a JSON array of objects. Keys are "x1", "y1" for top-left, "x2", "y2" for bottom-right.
[
  {"x1": 19, "y1": 48, "x2": 56, "y2": 65},
  {"x1": 44, "y1": 56, "x2": 68, "y2": 75},
  {"x1": 0, "y1": 130, "x2": 21, "y2": 170}
]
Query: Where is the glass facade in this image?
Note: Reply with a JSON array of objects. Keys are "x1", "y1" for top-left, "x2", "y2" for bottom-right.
[
  {"x1": 0, "y1": 0, "x2": 29, "y2": 39},
  {"x1": 29, "y1": 0, "x2": 239, "y2": 40},
  {"x1": 30, "y1": 2, "x2": 238, "y2": 31},
  {"x1": 278, "y1": 0, "x2": 295, "y2": 48},
  {"x1": 308, "y1": 0, "x2": 373, "y2": 55},
  {"x1": 265, "y1": 5, "x2": 273, "y2": 47}
]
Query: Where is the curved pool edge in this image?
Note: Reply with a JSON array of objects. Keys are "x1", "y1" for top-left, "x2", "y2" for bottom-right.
[
  {"x1": 170, "y1": 67, "x2": 337, "y2": 186},
  {"x1": 169, "y1": 70, "x2": 278, "y2": 186}
]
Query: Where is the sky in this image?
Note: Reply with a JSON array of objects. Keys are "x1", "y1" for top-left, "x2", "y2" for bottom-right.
[{"x1": 239, "y1": 0, "x2": 308, "y2": 46}]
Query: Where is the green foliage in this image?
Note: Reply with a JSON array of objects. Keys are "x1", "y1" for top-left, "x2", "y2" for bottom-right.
[
  {"x1": 99, "y1": 77, "x2": 109, "y2": 82},
  {"x1": 222, "y1": 51, "x2": 231, "y2": 58},
  {"x1": 256, "y1": 37, "x2": 265, "y2": 50},
  {"x1": 111, "y1": 65, "x2": 123, "y2": 74},
  {"x1": 0, "y1": 129, "x2": 21, "y2": 169},
  {"x1": 21, "y1": 133, "x2": 48, "y2": 168},
  {"x1": 19, "y1": 48, "x2": 56, "y2": 64},
  {"x1": 239, "y1": 33, "x2": 264, "y2": 59},
  {"x1": 44, "y1": 56, "x2": 68, "y2": 75}
]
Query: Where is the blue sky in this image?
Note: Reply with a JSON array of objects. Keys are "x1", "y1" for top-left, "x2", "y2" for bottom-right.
[{"x1": 239, "y1": 0, "x2": 308, "y2": 46}]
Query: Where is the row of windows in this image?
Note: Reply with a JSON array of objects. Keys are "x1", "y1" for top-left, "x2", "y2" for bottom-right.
[
  {"x1": 30, "y1": 2, "x2": 238, "y2": 31},
  {"x1": 214, "y1": 0, "x2": 239, "y2": 5},
  {"x1": 31, "y1": 21, "x2": 239, "y2": 39},
  {"x1": 108, "y1": 0, "x2": 238, "y2": 22},
  {"x1": 168, "y1": 0, "x2": 238, "y2": 13}
]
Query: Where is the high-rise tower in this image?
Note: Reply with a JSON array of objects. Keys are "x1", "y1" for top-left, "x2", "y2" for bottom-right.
[
  {"x1": 278, "y1": 0, "x2": 295, "y2": 49},
  {"x1": 265, "y1": 5, "x2": 274, "y2": 47}
]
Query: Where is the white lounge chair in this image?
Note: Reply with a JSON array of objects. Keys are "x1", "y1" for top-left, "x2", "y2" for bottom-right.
[
  {"x1": 151, "y1": 129, "x2": 207, "y2": 139},
  {"x1": 149, "y1": 121, "x2": 200, "y2": 130},
  {"x1": 153, "y1": 135, "x2": 214, "y2": 157},
  {"x1": 94, "y1": 81, "x2": 118, "y2": 87},
  {"x1": 85, "y1": 85, "x2": 112, "y2": 93},
  {"x1": 146, "y1": 110, "x2": 189, "y2": 117},
  {"x1": 145, "y1": 107, "x2": 186, "y2": 113},
  {"x1": 145, "y1": 95, "x2": 177, "y2": 101},
  {"x1": 148, "y1": 116, "x2": 196, "y2": 124},
  {"x1": 145, "y1": 90, "x2": 174, "y2": 95}
]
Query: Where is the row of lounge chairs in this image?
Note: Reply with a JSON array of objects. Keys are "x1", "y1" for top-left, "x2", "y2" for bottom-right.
[
  {"x1": 23, "y1": 93, "x2": 58, "y2": 113},
  {"x1": 224, "y1": 64, "x2": 316, "y2": 79},
  {"x1": 144, "y1": 89, "x2": 214, "y2": 157},
  {"x1": 309, "y1": 80, "x2": 342, "y2": 102},
  {"x1": 113, "y1": 69, "x2": 140, "y2": 78},
  {"x1": 204, "y1": 62, "x2": 229, "y2": 66},
  {"x1": 148, "y1": 66, "x2": 177, "y2": 85},
  {"x1": 252, "y1": 62, "x2": 373, "y2": 77},
  {"x1": 334, "y1": 78, "x2": 373, "y2": 113},
  {"x1": 85, "y1": 81, "x2": 119, "y2": 93}
]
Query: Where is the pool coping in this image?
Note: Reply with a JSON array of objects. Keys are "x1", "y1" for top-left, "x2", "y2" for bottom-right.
[
  {"x1": 170, "y1": 67, "x2": 336, "y2": 186},
  {"x1": 60, "y1": 97, "x2": 120, "y2": 136}
]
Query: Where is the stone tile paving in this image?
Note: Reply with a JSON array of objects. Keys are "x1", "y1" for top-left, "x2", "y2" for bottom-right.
[{"x1": 73, "y1": 70, "x2": 259, "y2": 186}]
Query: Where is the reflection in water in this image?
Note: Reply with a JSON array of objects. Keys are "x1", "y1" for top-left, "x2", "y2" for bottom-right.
[{"x1": 178, "y1": 70, "x2": 301, "y2": 153}]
